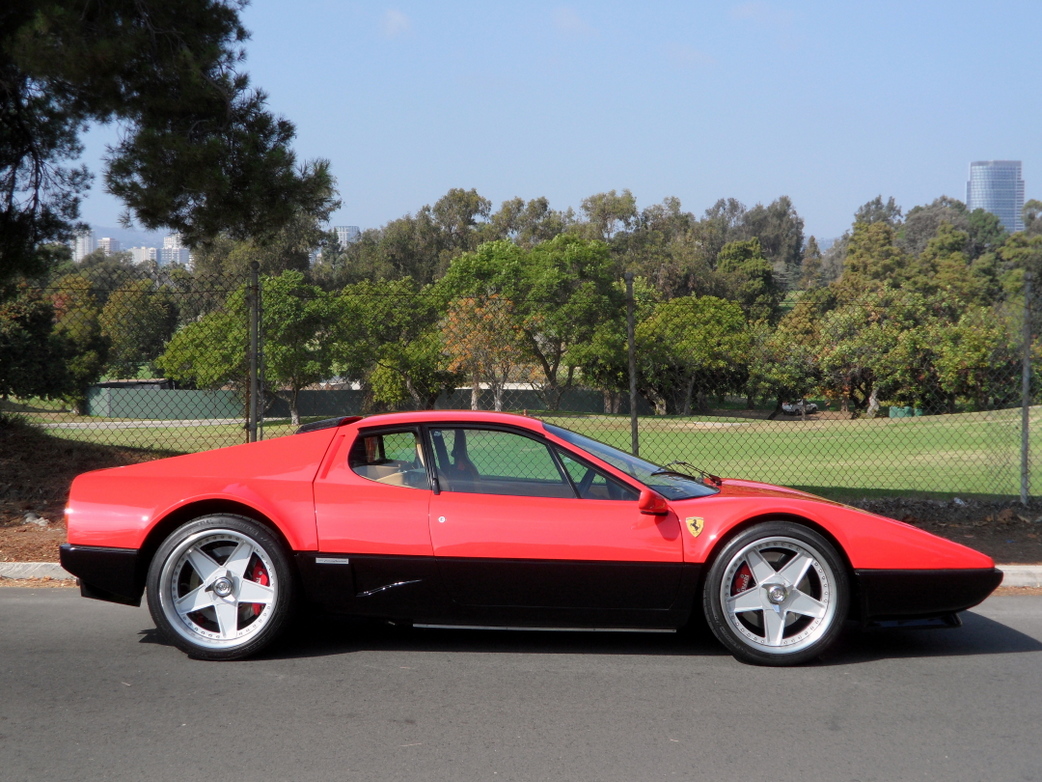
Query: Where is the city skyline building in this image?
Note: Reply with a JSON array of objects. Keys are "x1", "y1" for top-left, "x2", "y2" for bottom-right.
[
  {"x1": 335, "y1": 225, "x2": 361, "y2": 248},
  {"x1": 97, "y1": 237, "x2": 121, "y2": 255},
  {"x1": 967, "y1": 160, "x2": 1025, "y2": 233},
  {"x1": 128, "y1": 246, "x2": 158, "y2": 264},
  {"x1": 71, "y1": 229, "x2": 96, "y2": 262}
]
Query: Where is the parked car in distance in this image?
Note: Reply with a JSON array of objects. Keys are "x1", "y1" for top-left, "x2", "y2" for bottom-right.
[
  {"x1": 60, "y1": 411, "x2": 1001, "y2": 666},
  {"x1": 782, "y1": 400, "x2": 819, "y2": 415}
]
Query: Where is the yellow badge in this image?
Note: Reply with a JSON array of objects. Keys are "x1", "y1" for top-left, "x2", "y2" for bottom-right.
[{"x1": 685, "y1": 517, "x2": 705, "y2": 538}]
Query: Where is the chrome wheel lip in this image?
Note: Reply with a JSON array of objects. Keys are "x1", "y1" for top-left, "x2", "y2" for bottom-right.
[
  {"x1": 156, "y1": 528, "x2": 278, "y2": 651},
  {"x1": 718, "y1": 535, "x2": 838, "y2": 655}
]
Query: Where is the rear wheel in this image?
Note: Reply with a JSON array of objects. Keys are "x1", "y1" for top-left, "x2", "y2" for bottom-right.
[
  {"x1": 703, "y1": 522, "x2": 848, "y2": 666},
  {"x1": 146, "y1": 515, "x2": 293, "y2": 660}
]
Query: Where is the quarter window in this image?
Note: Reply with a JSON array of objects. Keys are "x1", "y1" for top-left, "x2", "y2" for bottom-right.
[{"x1": 348, "y1": 430, "x2": 429, "y2": 489}]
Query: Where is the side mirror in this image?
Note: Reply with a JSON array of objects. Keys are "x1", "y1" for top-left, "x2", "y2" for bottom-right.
[{"x1": 638, "y1": 489, "x2": 669, "y2": 516}]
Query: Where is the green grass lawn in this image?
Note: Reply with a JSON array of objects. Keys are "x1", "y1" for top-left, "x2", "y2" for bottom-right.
[
  {"x1": 22, "y1": 402, "x2": 1041, "y2": 501},
  {"x1": 539, "y1": 408, "x2": 1041, "y2": 501}
]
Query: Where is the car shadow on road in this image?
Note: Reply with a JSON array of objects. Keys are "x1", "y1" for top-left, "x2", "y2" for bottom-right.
[
  {"x1": 817, "y1": 610, "x2": 1042, "y2": 666},
  {"x1": 133, "y1": 604, "x2": 1040, "y2": 664}
]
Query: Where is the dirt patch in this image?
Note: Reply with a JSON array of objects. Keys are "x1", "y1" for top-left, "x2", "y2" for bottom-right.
[{"x1": 0, "y1": 414, "x2": 166, "y2": 562}]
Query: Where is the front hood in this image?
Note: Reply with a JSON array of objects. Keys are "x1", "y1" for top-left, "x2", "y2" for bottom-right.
[{"x1": 716, "y1": 478, "x2": 847, "y2": 507}]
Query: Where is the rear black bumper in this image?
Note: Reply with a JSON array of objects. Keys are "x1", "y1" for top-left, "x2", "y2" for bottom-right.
[
  {"x1": 855, "y1": 567, "x2": 1004, "y2": 621},
  {"x1": 59, "y1": 544, "x2": 146, "y2": 607}
]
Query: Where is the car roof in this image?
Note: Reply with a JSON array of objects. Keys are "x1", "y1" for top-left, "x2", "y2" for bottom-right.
[{"x1": 349, "y1": 409, "x2": 546, "y2": 432}]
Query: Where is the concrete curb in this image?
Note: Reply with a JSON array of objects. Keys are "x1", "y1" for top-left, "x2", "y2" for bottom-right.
[
  {"x1": 0, "y1": 562, "x2": 73, "y2": 580},
  {"x1": 2, "y1": 562, "x2": 1041, "y2": 587}
]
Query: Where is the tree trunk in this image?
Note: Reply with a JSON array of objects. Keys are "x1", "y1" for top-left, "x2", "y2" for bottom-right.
[
  {"x1": 290, "y1": 387, "x2": 300, "y2": 426},
  {"x1": 865, "y1": 386, "x2": 879, "y2": 419}
]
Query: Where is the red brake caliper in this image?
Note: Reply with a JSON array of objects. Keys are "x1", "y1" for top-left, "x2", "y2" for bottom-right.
[
  {"x1": 731, "y1": 562, "x2": 754, "y2": 596},
  {"x1": 247, "y1": 559, "x2": 270, "y2": 617}
]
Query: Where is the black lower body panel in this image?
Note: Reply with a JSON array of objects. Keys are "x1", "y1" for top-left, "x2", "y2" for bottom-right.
[
  {"x1": 59, "y1": 544, "x2": 146, "y2": 606},
  {"x1": 296, "y1": 552, "x2": 701, "y2": 630},
  {"x1": 855, "y1": 567, "x2": 1003, "y2": 621}
]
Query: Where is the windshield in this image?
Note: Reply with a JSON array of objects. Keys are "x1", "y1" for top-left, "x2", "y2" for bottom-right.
[{"x1": 543, "y1": 423, "x2": 719, "y2": 500}]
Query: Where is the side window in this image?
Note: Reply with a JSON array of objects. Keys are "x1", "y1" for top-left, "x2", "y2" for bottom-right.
[
  {"x1": 429, "y1": 427, "x2": 573, "y2": 498},
  {"x1": 556, "y1": 449, "x2": 639, "y2": 501},
  {"x1": 348, "y1": 430, "x2": 429, "y2": 489}
]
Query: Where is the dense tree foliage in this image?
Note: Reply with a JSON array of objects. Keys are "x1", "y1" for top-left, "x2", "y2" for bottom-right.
[
  {"x1": 5, "y1": 182, "x2": 1041, "y2": 420},
  {"x1": 1, "y1": 0, "x2": 336, "y2": 285}
]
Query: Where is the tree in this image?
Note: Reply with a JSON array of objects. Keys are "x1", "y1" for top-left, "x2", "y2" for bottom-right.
[
  {"x1": 260, "y1": 271, "x2": 336, "y2": 425},
  {"x1": 481, "y1": 196, "x2": 573, "y2": 248},
  {"x1": 1023, "y1": 200, "x2": 1042, "y2": 236},
  {"x1": 331, "y1": 278, "x2": 458, "y2": 411},
  {"x1": 636, "y1": 295, "x2": 750, "y2": 415},
  {"x1": 716, "y1": 238, "x2": 781, "y2": 322},
  {"x1": 439, "y1": 235, "x2": 622, "y2": 409},
  {"x1": 155, "y1": 291, "x2": 248, "y2": 392},
  {"x1": 739, "y1": 196, "x2": 805, "y2": 287},
  {"x1": 745, "y1": 319, "x2": 820, "y2": 416},
  {"x1": 833, "y1": 221, "x2": 908, "y2": 303},
  {"x1": 898, "y1": 196, "x2": 968, "y2": 257},
  {"x1": 431, "y1": 188, "x2": 491, "y2": 253},
  {"x1": 816, "y1": 289, "x2": 927, "y2": 416},
  {"x1": 2, "y1": 0, "x2": 336, "y2": 284},
  {"x1": 50, "y1": 273, "x2": 108, "y2": 411},
  {"x1": 442, "y1": 295, "x2": 527, "y2": 411},
  {"x1": 799, "y1": 236, "x2": 825, "y2": 289},
  {"x1": 579, "y1": 189, "x2": 638, "y2": 242},
  {"x1": 98, "y1": 279, "x2": 176, "y2": 379},
  {"x1": 854, "y1": 196, "x2": 903, "y2": 227},
  {"x1": 0, "y1": 285, "x2": 69, "y2": 401}
]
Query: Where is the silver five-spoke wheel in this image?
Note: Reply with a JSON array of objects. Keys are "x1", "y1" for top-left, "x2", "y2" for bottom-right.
[
  {"x1": 704, "y1": 522, "x2": 848, "y2": 666},
  {"x1": 146, "y1": 515, "x2": 293, "y2": 660}
]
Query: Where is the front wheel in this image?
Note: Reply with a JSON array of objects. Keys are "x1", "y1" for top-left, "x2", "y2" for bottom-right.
[
  {"x1": 146, "y1": 515, "x2": 294, "y2": 660},
  {"x1": 703, "y1": 522, "x2": 848, "y2": 666}
]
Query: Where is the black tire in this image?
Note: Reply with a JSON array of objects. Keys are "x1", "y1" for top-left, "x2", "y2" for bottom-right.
[
  {"x1": 703, "y1": 521, "x2": 848, "y2": 666},
  {"x1": 146, "y1": 515, "x2": 294, "y2": 660}
]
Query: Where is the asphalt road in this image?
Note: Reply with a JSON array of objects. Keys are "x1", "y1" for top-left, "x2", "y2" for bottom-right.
[{"x1": 1, "y1": 590, "x2": 1040, "y2": 782}]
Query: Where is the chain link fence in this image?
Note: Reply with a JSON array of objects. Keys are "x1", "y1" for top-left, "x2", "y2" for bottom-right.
[{"x1": 3, "y1": 264, "x2": 1038, "y2": 500}]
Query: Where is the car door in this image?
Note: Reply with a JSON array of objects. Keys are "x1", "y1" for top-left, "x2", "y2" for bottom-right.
[
  {"x1": 312, "y1": 427, "x2": 437, "y2": 613},
  {"x1": 426, "y1": 425, "x2": 683, "y2": 611}
]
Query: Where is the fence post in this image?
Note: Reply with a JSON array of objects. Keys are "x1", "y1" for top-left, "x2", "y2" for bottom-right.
[
  {"x1": 625, "y1": 272, "x2": 639, "y2": 456},
  {"x1": 1021, "y1": 271, "x2": 1032, "y2": 505},
  {"x1": 248, "y1": 261, "x2": 260, "y2": 443}
]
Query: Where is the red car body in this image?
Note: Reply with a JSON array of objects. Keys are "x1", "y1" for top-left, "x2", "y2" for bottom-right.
[{"x1": 60, "y1": 410, "x2": 1001, "y2": 665}]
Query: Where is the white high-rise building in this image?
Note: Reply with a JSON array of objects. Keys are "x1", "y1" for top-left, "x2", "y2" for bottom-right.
[
  {"x1": 159, "y1": 233, "x2": 191, "y2": 266},
  {"x1": 71, "y1": 229, "x2": 96, "y2": 261},
  {"x1": 129, "y1": 246, "x2": 158, "y2": 265},
  {"x1": 97, "y1": 237, "x2": 121, "y2": 255},
  {"x1": 335, "y1": 226, "x2": 361, "y2": 248}
]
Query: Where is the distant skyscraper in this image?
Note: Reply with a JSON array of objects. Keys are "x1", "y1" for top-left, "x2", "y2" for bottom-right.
[
  {"x1": 160, "y1": 233, "x2": 191, "y2": 266},
  {"x1": 129, "y1": 246, "x2": 158, "y2": 265},
  {"x1": 967, "y1": 160, "x2": 1025, "y2": 233},
  {"x1": 97, "y1": 237, "x2": 121, "y2": 255},
  {"x1": 71, "y1": 229, "x2": 96, "y2": 261},
  {"x1": 335, "y1": 226, "x2": 361, "y2": 248}
]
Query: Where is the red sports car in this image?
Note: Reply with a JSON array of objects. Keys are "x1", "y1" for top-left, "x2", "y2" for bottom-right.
[{"x1": 60, "y1": 411, "x2": 1002, "y2": 665}]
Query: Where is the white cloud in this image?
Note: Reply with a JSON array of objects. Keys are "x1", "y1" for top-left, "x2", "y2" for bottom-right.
[
  {"x1": 381, "y1": 9, "x2": 412, "y2": 38},
  {"x1": 730, "y1": 1, "x2": 793, "y2": 28},
  {"x1": 553, "y1": 7, "x2": 595, "y2": 37},
  {"x1": 666, "y1": 43, "x2": 716, "y2": 69}
]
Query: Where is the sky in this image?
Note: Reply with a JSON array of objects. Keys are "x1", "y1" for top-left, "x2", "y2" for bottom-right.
[{"x1": 78, "y1": 0, "x2": 1041, "y2": 243}]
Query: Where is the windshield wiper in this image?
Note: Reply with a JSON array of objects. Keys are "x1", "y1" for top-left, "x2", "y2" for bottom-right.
[{"x1": 651, "y1": 460, "x2": 722, "y2": 487}]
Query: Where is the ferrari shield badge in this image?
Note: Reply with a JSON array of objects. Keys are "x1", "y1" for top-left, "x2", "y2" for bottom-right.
[{"x1": 685, "y1": 517, "x2": 705, "y2": 538}]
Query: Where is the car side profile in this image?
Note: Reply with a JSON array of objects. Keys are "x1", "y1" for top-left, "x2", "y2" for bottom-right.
[{"x1": 60, "y1": 411, "x2": 1002, "y2": 665}]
